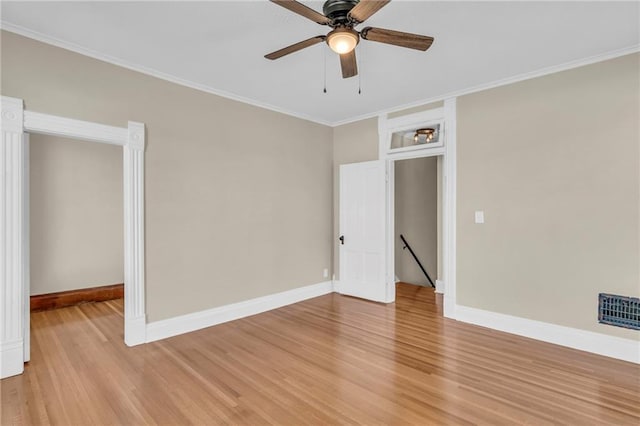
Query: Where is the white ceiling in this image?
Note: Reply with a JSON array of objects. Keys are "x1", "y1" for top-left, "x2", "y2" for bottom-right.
[{"x1": 2, "y1": 1, "x2": 639, "y2": 125}]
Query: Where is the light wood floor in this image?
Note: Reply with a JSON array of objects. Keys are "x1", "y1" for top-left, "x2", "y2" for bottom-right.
[{"x1": 2, "y1": 283, "x2": 639, "y2": 425}]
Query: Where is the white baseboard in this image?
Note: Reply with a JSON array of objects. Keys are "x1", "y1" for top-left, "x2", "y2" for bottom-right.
[
  {"x1": 146, "y1": 281, "x2": 333, "y2": 343},
  {"x1": 435, "y1": 279, "x2": 444, "y2": 294},
  {"x1": 125, "y1": 316, "x2": 147, "y2": 347},
  {"x1": 455, "y1": 305, "x2": 640, "y2": 364},
  {"x1": 1, "y1": 339, "x2": 24, "y2": 379}
]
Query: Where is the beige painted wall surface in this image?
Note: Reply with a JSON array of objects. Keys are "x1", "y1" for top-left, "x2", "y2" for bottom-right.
[
  {"x1": 331, "y1": 53, "x2": 639, "y2": 340},
  {"x1": 332, "y1": 118, "x2": 379, "y2": 276},
  {"x1": 457, "y1": 53, "x2": 639, "y2": 340},
  {"x1": 395, "y1": 157, "x2": 438, "y2": 286},
  {"x1": 2, "y1": 31, "x2": 333, "y2": 321},
  {"x1": 30, "y1": 134, "x2": 123, "y2": 295}
]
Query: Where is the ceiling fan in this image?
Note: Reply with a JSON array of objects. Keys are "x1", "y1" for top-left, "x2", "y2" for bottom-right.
[{"x1": 265, "y1": 0, "x2": 434, "y2": 79}]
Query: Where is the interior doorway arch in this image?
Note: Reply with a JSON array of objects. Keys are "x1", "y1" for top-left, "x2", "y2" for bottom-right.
[
  {"x1": 1, "y1": 96, "x2": 147, "y2": 379},
  {"x1": 377, "y1": 98, "x2": 457, "y2": 318}
]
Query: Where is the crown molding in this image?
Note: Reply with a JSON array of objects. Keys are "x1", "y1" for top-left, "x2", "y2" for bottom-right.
[
  {"x1": 0, "y1": 22, "x2": 333, "y2": 127},
  {"x1": 2, "y1": 21, "x2": 638, "y2": 128},
  {"x1": 332, "y1": 43, "x2": 640, "y2": 127}
]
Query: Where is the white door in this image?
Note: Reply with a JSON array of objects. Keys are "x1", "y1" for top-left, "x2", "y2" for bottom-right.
[{"x1": 339, "y1": 160, "x2": 387, "y2": 302}]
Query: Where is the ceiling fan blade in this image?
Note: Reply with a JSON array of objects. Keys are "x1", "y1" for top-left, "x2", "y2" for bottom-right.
[
  {"x1": 361, "y1": 27, "x2": 434, "y2": 51},
  {"x1": 265, "y1": 36, "x2": 326, "y2": 60},
  {"x1": 347, "y1": 0, "x2": 390, "y2": 24},
  {"x1": 271, "y1": 0, "x2": 331, "y2": 25},
  {"x1": 340, "y1": 50, "x2": 358, "y2": 79}
]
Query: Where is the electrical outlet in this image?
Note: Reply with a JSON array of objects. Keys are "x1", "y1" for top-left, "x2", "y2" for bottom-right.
[{"x1": 323, "y1": 268, "x2": 329, "y2": 278}]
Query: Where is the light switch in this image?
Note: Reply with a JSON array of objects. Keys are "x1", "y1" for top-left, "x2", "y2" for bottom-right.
[{"x1": 475, "y1": 211, "x2": 484, "y2": 224}]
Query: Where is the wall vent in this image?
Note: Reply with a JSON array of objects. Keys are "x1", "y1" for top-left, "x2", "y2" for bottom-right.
[{"x1": 598, "y1": 293, "x2": 640, "y2": 330}]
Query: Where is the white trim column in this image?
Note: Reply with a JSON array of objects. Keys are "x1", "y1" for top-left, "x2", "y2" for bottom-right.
[
  {"x1": 442, "y1": 98, "x2": 457, "y2": 319},
  {"x1": 1, "y1": 97, "x2": 26, "y2": 378},
  {"x1": 124, "y1": 122, "x2": 146, "y2": 346}
]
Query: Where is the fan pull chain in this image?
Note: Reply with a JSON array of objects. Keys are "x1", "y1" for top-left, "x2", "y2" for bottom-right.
[
  {"x1": 323, "y1": 46, "x2": 327, "y2": 93},
  {"x1": 358, "y1": 46, "x2": 362, "y2": 95}
]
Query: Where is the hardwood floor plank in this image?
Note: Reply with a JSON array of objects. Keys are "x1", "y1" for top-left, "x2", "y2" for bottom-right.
[{"x1": 2, "y1": 283, "x2": 639, "y2": 425}]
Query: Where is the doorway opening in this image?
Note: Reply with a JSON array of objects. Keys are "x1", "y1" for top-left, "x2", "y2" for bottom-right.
[
  {"x1": 393, "y1": 155, "x2": 444, "y2": 311},
  {"x1": 29, "y1": 133, "x2": 125, "y2": 337},
  {"x1": 379, "y1": 98, "x2": 456, "y2": 316},
  {"x1": 1, "y1": 96, "x2": 146, "y2": 379},
  {"x1": 336, "y1": 100, "x2": 456, "y2": 312}
]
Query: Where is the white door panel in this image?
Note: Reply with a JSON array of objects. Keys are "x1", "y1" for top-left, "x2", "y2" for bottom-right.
[{"x1": 339, "y1": 160, "x2": 386, "y2": 302}]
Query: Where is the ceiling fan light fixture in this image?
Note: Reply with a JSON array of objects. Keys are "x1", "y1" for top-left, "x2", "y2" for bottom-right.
[{"x1": 326, "y1": 28, "x2": 359, "y2": 54}]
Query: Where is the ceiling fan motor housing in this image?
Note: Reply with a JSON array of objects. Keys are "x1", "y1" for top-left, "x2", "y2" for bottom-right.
[{"x1": 323, "y1": 0, "x2": 359, "y2": 25}]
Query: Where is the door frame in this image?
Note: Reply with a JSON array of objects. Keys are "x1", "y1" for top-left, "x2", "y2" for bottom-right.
[
  {"x1": 1, "y1": 96, "x2": 147, "y2": 379},
  {"x1": 378, "y1": 98, "x2": 457, "y2": 318}
]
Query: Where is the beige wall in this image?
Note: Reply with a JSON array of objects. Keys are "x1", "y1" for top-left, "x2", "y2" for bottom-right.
[
  {"x1": 331, "y1": 53, "x2": 639, "y2": 341},
  {"x1": 2, "y1": 31, "x2": 333, "y2": 321},
  {"x1": 30, "y1": 134, "x2": 123, "y2": 295},
  {"x1": 457, "y1": 53, "x2": 639, "y2": 340},
  {"x1": 394, "y1": 156, "x2": 438, "y2": 286}
]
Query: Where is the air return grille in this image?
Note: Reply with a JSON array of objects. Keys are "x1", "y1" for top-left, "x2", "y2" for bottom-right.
[{"x1": 598, "y1": 293, "x2": 640, "y2": 330}]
